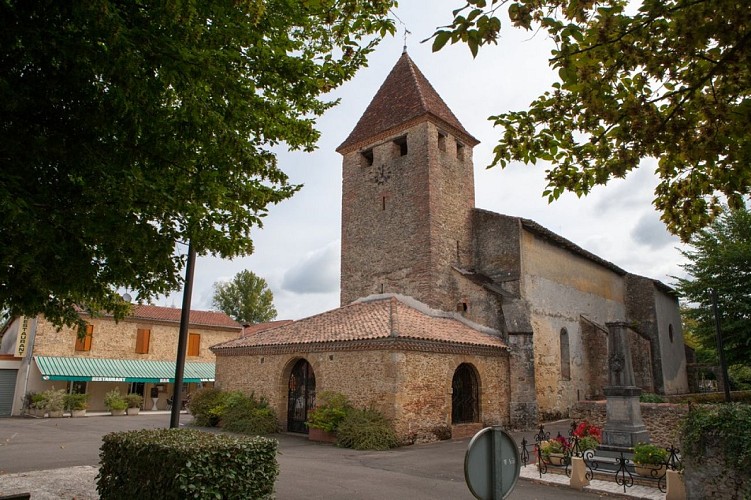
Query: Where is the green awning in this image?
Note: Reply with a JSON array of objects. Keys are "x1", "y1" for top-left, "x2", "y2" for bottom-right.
[{"x1": 36, "y1": 356, "x2": 214, "y2": 383}]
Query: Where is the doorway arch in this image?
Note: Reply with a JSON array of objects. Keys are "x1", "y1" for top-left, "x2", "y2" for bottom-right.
[
  {"x1": 287, "y1": 358, "x2": 316, "y2": 433},
  {"x1": 451, "y1": 363, "x2": 479, "y2": 424}
]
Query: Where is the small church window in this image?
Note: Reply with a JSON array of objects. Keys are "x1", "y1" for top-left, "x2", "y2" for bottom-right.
[
  {"x1": 438, "y1": 131, "x2": 447, "y2": 152},
  {"x1": 668, "y1": 324, "x2": 674, "y2": 343},
  {"x1": 457, "y1": 302, "x2": 468, "y2": 312},
  {"x1": 393, "y1": 135, "x2": 408, "y2": 156},
  {"x1": 456, "y1": 141, "x2": 465, "y2": 161},
  {"x1": 560, "y1": 328, "x2": 571, "y2": 381},
  {"x1": 361, "y1": 149, "x2": 374, "y2": 166}
]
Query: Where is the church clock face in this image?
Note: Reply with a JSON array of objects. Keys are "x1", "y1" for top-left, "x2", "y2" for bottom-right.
[{"x1": 373, "y1": 164, "x2": 390, "y2": 185}]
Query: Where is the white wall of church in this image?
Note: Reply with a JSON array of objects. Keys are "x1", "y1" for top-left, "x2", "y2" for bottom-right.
[{"x1": 520, "y1": 230, "x2": 627, "y2": 418}]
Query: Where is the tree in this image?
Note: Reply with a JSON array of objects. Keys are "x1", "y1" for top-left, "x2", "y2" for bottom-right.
[
  {"x1": 0, "y1": 1, "x2": 395, "y2": 330},
  {"x1": 212, "y1": 270, "x2": 277, "y2": 325},
  {"x1": 674, "y1": 206, "x2": 751, "y2": 367},
  {"x1": 430, "y1": 0, "x2": 751, "y2": 241}
]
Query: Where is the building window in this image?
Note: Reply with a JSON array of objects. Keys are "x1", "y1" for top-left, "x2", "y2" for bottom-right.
[
  {"x1": 456, "y1": 141, "x2": 465, "y2": 161},
  {"x1": 438, "y1": 131, "x2": 447, "y2": 152},
  {"x1": 188, "y1": 333, "x2": 201, "y2": 356},
  {"x1": 560, "y1": 328, "x2": 571, "y2": 380},
  {"x1": 74, "y1": 324, "x2": 93, "y2": 352},
  {"x1": 361, "y1": 149, "x2": 373, "y2": 166},
  {"x1": 67, "y1": 381, "x2": 87, "y2": 394},
  {"x1": 136, "y1": 328, "x2": 151, "y2": 354},
  {"x1": 393, "y1": 135, "x2": 408, "y2": 156},
  {"x1": 457, "y1": 302, "x2": 468, "y2": 312}
]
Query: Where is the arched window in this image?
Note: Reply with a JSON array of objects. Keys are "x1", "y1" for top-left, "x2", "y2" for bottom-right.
[
  {"x1": 560, "y1": 328, "x2": 571, "y2": 380},
  {"x1": 452, "y1": 363, "x2": 479, "y2": 424}
]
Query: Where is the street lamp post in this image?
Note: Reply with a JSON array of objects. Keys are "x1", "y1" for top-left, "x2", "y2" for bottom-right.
[{"x1": 170, "y1": 241, "x2": 196, "y2": 428}]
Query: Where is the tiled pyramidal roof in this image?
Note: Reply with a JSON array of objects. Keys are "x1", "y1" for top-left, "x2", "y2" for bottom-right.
[
  {"x1": 211, "y1": 294, "x2": 506, "y2": 353},
  {"x1": 337, "y1": 51, "x2": 479, "y2": 154}
]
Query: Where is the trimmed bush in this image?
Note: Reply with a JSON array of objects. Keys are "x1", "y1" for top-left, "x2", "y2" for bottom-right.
[
  {"x1": 104, "y1": 389, "x2": 127, "y2": 411},
  {"x1": 221, "y1": 393, "x2": 278, "y2": 435},
  {"x1": 639, "y1": 393, "x2": 665, "y2": 403},
  {"x1": 124, "y1": 394, "x2": 143, "y2": 409},
  {"x1": 64, "y1": 393, "x2": 89, "y2": 411},
  {"x1": 336, "y1": 407, "x2": 398, "y2": 450},
  {"x1": 97, "y1": 428, "x2": 278, "y2": 499}
]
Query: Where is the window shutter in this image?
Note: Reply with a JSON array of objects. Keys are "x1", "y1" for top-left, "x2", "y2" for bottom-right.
[
  {"x1": 75, "y1": 325, "x2": 93, "y2": 352},
  {"x1": 136, "y1": 329, "x2": 151, "y2": 354},
  {"x1": 188, "y1": 333, "x2": 200, "y2": 356}
]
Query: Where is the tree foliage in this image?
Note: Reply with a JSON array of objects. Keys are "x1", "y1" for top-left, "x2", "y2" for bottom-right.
[
  {"x1": 0, "y1": 0, "x2": 395, "y2": 330},
  {"x1": 212, "y1": 270, "x2": 277, "y2": 325},
  {"x1": 430, "y1": 0, "x2": 751, "y2": 241},
  {"x1": 674, "y1": 206, "x2": 751, "y2": 367}
]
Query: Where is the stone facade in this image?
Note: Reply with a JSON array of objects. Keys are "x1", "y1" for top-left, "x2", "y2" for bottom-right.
[
  {"x1": 216, "y1": 346, "x2": 509, "y2": 441},
  {"x1": 8, "y1": 306, "x2": 241, "y2": 413}
]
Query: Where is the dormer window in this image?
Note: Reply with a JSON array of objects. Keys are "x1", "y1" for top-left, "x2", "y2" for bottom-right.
[
  {"x1": 393, "y1": 136, "x2": 408, "y2": 156},
  {"x1": 361, "y1": 149, "x2": 374, "y2": 166}
]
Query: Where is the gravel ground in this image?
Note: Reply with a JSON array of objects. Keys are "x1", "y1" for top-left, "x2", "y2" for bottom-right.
[{"x1": 0, "y1": 466, "x2": 98, "y2": 499}]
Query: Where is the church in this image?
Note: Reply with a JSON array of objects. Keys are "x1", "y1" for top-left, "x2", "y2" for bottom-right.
[{"x1": 212, "y1": 51, "x2": 689, "y2": 440}]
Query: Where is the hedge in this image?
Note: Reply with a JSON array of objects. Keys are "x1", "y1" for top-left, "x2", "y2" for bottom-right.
[{"x1": 97, "y1": 428, "x2": 278, "y2": 499}]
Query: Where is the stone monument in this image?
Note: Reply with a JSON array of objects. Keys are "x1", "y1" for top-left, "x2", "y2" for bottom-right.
[{"x1": 599, "y1": 321, "x2": 650, "y2": 455}]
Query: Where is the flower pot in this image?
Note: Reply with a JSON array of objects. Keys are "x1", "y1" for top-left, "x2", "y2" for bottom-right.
[
  {"x1": 127, "y1": 407, "x2": 140, "y2": 416},
  {"x1": 544, "y1": 453, "x2": 566, "y2": 466},
  {"x1": 71, "y1": 409, "x2": 87, "y2": 418},
  {"x1": 48, "y1": 409, "x2": 64, "y2": 418},
  {"x1": 308, "y1": 428, "x2": 337, "y2": 444},
  {"x1": 635, "y1": 464, "x2": 666, "y2": 477},
  {"x1": 110, "y1": 409, "x2": 126, "y2": 416}
]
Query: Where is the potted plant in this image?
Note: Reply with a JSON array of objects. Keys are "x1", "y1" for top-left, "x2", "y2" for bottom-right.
[
  {"x1": 539, "y1": 435, "x2": 568, "y2": 465},
  {"x1": 104, "y1": 389, "x2": 127, "y2": 416},
  {"x1": 64, "y1": 393, "x2": 89, "y2": 417},
  {"x1": 572, "y1": 421, "x2": 601, "y2": 453},
  {"x1": 43, "y1": 388, "x2": 66, "y2": 418},
  {"x1": 306, "y1": 391, "x2": 350, "y2": 443},
  {"x1": 25, "y1": 392, "x2": 45, "y2": 417},
  {"x1": 633, "y1": 442, "x2": 669, "y2": 477},
  {"x1": 124, "y1": 393, "x2": 143, "y2": 415}
]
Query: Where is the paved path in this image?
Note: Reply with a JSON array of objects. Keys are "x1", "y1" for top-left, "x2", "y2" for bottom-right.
[{"x1": 0, "y1": 414, "x2": 665, "y2": 499}]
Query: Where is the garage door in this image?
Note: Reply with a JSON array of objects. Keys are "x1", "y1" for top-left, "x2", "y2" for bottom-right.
[{"x1": 0, "y1": 369, "x2": 18, "y2": 416}]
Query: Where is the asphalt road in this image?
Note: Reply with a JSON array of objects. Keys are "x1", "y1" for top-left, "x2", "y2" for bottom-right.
[{"x1": 0, "y1": 413, "x2": 609, "y2": 499}]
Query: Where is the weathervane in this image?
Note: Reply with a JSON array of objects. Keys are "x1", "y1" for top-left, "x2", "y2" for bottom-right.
[{"x1": 403, "y1": 28, "x2": 411, "y2": 53}]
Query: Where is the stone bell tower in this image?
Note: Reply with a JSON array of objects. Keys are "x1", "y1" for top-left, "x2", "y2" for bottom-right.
[{"x1": 337, "y1": 50, "x2": 479, "y2": 311}]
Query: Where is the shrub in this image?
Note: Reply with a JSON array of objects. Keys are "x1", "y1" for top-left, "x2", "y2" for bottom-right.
[
  {"x1": 633, "y1": 442, "x2": 669, "y2": 465},
  {"x1": 306, "y1": 391, "x2": 351, "y2": 433},
  {"x1": 336, "y1": 407, "x2": 398, "y2": 450},
  {"x1": 104, "y1": 389, "x2": 127, "y2": 411},
  {"x1": 640, "y1": 393, "x2": 665, "y2": 403},
  {"x1": 28, "y1": 392, "x2": 45, "y2": 410},
  {"x1": 64, "y1": 393, "x2": 89, "y2": 411},
  {"x1": 97, "y1": 428, "x2": 278, "y2": 499},
  {"x1": 579, "y1": 436, "x2": 599, "y2": 451},
  {"x1": 432, "y1": 425, "x2": 452, "y2": 441},
  {"x1": 188, "y1": 388, "x2": 227, "y2": 427},
  {"x1": 221, "y1": 393, "x2": 278, "y2": 435},
  {"x1": 681, "y1": 403, "x2": 751, "y2": 473},
  {"x1": 124, "y1": 394, "x2": 143, "y2": 409},
  {"x1": 41, "y1": 388, "x2": 66, "y2": 412}
]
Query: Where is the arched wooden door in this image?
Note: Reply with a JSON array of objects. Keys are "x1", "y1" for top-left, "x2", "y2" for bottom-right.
[
  {"x1": 452, "y1": 363, "x2": 479, "y2": 424},
  {"x1": 287, "y1": 359, "x2": 316, "y2": 433}
]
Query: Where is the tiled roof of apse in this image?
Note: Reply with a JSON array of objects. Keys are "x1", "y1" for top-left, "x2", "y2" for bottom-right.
[
  {"x1": 337, "y1": 51, "x2": 479, "y2": 154},
  {"x1": 211, "y1": 294, "x2": 506, "y2": 352}
]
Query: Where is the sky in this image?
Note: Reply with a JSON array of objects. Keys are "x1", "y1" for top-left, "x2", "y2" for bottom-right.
[{"x1": 156, "y1": 2, "x2": 688, "y2": 320}]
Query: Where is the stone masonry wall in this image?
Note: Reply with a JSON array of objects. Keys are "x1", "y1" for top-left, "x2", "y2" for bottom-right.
[
  {"x1": 216, "y1": 348, "x2": 510, "y2": 441},
  {"x1": 32, "y1": 316, "x2": 240, "y2": 363},
  {"x1": 571, "y1": 400, "x2": 689, "y2": 447}
]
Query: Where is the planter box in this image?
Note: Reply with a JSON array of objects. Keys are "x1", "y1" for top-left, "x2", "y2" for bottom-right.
[
  {"x1": 127, "y1": 407, "x2": 140, "y2": 416},
  {"x1": 48, "y1": 410, "x2": 64, "y2": 418},
  {"x1": 544, "y1": 453, "x2": 566, "y2": 466},
  {"x1": 71, "y1": 409, "x2": 87, "y2": 418},
  {"x1": 308, "y1": 428, "x2": 337, "y2": 444},
  {"x1": 635, "y1": 464, "x2": 666, "y2": 478},
  {"x1": 110, "y1": 409, "x2": 126, "y2": 416}
]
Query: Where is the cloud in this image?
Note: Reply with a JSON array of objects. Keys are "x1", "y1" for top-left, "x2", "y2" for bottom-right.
[
  {"x1": 282, "y1": 241, "x2": 340, "y2": 294},
  {"x1": 631, "y1": 212, "x2": 679, "y2": 250}
]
